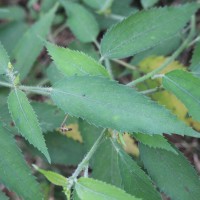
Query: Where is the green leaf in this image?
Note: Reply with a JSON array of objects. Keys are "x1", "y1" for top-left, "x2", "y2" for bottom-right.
[
  {"x1": 46, "y1": 62, "x2": 66, "y2": 84},
  {"x1": 7, "y1": 89, "x2": 50, "y2": 162},
  {"x1": 0, "y1": 41, "x2": 9, "y2": 75},
  {"x1": 60, "y1": 0, "x2": 99, "y2": 42},
  {"x1": 31, "y1": 102, "x2": 66, "y2": 133},
  {"x1": 75, "y1": 178, "x2": 140, "y2": 200},
  {"x1": 92, "y1": 138, "x2": 162, "y2": 200},
  {"x1": 33, "y1": 165, "x2": 67, "y2": 187},
  {"x1": 0, "y1": 191, "x2": 8, "y2": 200},
  {"x1": 46, "y1": 42, "x2": 109, "y2": 77},
  {"x1": 51, "y1": 76, "x2": 199, "y2": 137},
  {"x1": 68, "y1": 40, "x2": 99, "y2": 60},
  {"x1": 190, "y1": 42, "x2": 200, "y2": 76},
  {"x1": 131, "y1": 35, "x2": 181, "y2": 65},
  {"x1": 141, "y1": 0, "x2": 159, "y2": 9},
  {"x1": 139, "y1": 144, "x2": 200, "y2": 200},
  {"x1": 79, "y1": 119, "x2": 102, "y2": 152},
  {"x1": 100, "y1": 3, "x2": 198, "y2": 59},
  {"x1": 163, "y1": 69, "x2": 200, "y2": 122},
  {"x1": 133, "y1": 133, "x2": 177, "y2": 154},
  {"x1": 0, "y1": 6, "x2": 26, "y2": 21},
  {"x1": 41, "y1": 0, "x2": 55, "y2": 12},
  {"x1": 0, "y1": 22, "x2": 28, "y2": 55},
  {"x1": 0, "y1": 125, "x2": 43, "y2": 200},
  {"x1": 45, "y1": 132, "x2": 84, "y2": 165},
  {"x1": 95, "y1": 0, "x2": 135, "y2": 30},
  {"x1": 82, "y1": 0, "x2": 113, "y2": 12},
  {"x1": 11, "y1": 6, "x2": 56, "y2": 79}
]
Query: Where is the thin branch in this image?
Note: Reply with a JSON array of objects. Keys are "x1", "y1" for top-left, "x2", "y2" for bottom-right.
[
  {"x1": 107, "y1": 14, "x2": 125, "y2": 21},
  {"x1": 112, "y1": 59, "x2": 137, "y2": 70},
  {"x1": 140, "y1": 86, "x2": 163, "y2": 95},
  {"x1": 67, "y1": 129, "x2": 106, "y2": 189}
]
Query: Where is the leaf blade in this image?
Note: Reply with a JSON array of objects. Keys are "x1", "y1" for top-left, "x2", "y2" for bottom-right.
[
  {"x1": 92, "y1": 138, "x2": 162, "y2": 200},
  {"x1": 75, "y1": 178, "x2": 140, "y2": 200},
  {"x1": 46, "y1": 42, "x2": 109, "y2": 77},
  {"x1": 190, "y1": 42, "x2": 200, "y2": 76},
  {"x1": 100, "y1": 3, "x2": 198, "y2": 59},
  {"x1": 7, "y1": 89, "x2": 50, "y2": 162},
  {"x1": 11, "y1": 6, "x2": 56, "y2": 79},
  {"x1": 163, "y1": 70, "x2": 200, "y2": 122},
  {"x1": 60, "y1": 0, "x2": 99, "y2": 43},
  {"x1": 133, "y1": 133, "x2": 177, "y2": 154},
  {"x1": 139, "y1": 144, "x2": 200, "y2": 200},
  {"x1": 0, "y1": 124, "x2": 43, "y2": 200},
  {"x1": 51, "y1": 76, "x2": 199, "y2": 137},
  {"x1": 33, "y1": 165, "x2": 67, "y2": 187},
  {"x1": 0, "y1": 41, "x2": 9, "y2": 75}
]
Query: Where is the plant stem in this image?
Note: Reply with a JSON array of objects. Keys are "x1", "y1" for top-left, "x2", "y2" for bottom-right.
[
  {"x1": 0, "y1": 81, "x2": 12, "y2": 88},
  {"x1": 140, "y1": 86, "x2": 163, "y2": 95},
  {"x1": 0, "y1": 80, "x2": 52, "y2": 96},
  {"x1": 188, "y1": 35, "x2": 200, "y2": 47},
  {"x1": 127, "y1": 15, "x2": 196, "y2": 87},
  {"x1": 67, "y1": 129, "x2": 106, "y2": 188},
  {"x1": 105, "y1": 59, "x2": 114, "y2": 79},
  {"x1": 108, "y1": 14, "x2": 125, "y2": 21},
  {"x1": 93, "y1": 39, "x2": 101, "y2": 50},
  {"x1": 112, "y1": 59, "x2": 137, "y2": 70},
  {"x1": 52, "y1": 23, "x2": 67, "y2": 38}
]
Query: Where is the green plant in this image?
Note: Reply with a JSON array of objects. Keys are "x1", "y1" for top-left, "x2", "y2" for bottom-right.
[{"x1": 0, "y1": 0, "x2": 200, "y2": 199}]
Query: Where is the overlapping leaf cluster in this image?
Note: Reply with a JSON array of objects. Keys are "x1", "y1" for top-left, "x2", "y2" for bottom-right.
[{"x1": 0, "y1": 1, "x2": 200, "y2": 200}]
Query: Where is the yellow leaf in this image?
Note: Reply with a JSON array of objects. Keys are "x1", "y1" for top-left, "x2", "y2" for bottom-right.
[
  {"x1": 58, "y1": 123, "x2": 83, "y2": 143},
  {"x1": 123, "y1": 133, "x2": 139, "y2": 157},
  {"x1": 138, "y1": 56, "x2": 200, "y2": 131}
]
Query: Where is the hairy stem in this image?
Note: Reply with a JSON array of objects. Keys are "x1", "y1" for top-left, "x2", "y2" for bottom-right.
[
  {"x1": 127, "y1": 15, "x2": 196, "y2": 87},
  {"x1": 0, "y1": 80, "x2": 52, "y2": 95},
  {"x1": 67, "y1": 129, "x2": 106, "y2": 189}
]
